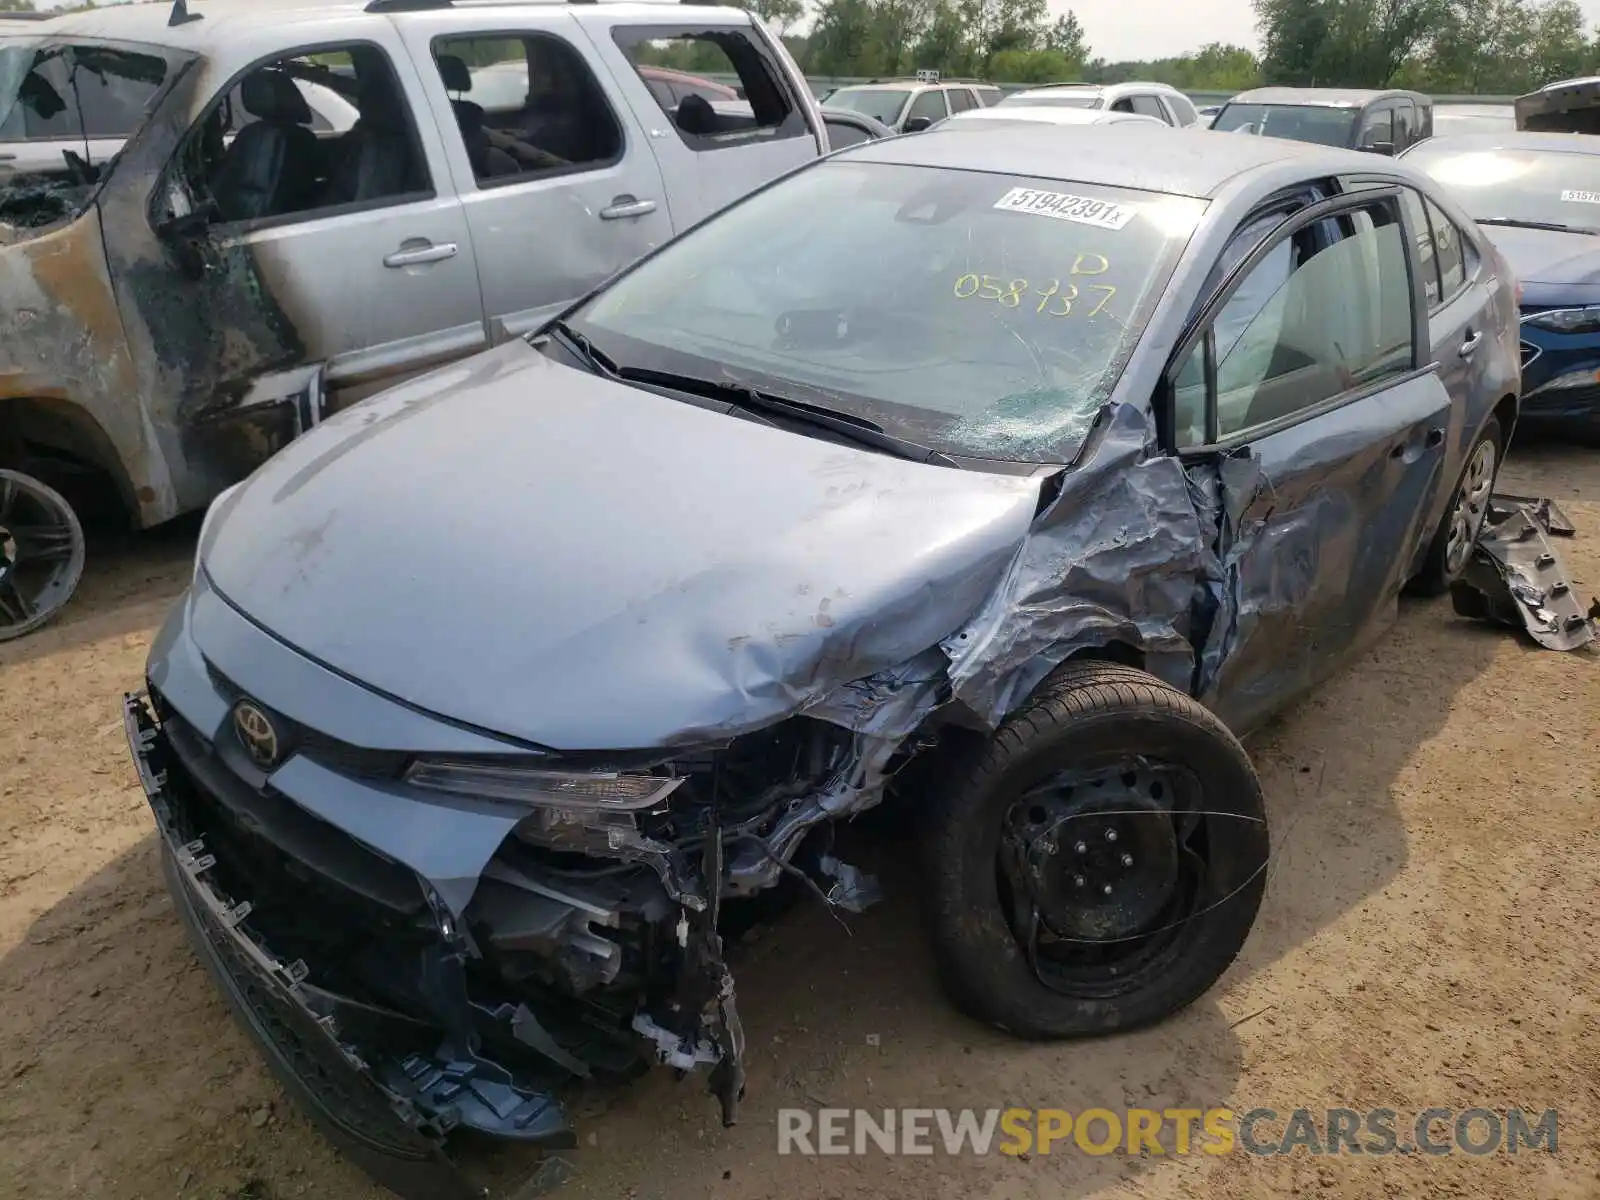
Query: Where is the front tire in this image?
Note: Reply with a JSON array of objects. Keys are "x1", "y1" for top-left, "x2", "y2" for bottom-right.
[{"x1": 926, "y1": 662, "x2": 1268, "y2": 1039}]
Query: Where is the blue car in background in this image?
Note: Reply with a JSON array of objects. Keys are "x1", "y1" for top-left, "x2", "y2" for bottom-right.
[{"x1": 1405, "y1": 131, "x2": 1600, "y2": 432}]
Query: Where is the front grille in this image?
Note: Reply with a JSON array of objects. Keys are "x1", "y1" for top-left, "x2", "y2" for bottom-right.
[
  {"x1": 204, "y1": 661, "x2": 409, "y2": 780},
  {"x1": 154, "y1": 688, "x2": 426, "y2": 920}
]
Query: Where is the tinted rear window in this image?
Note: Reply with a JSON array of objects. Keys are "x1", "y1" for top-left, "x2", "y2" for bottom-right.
[{"x1": 1212, "y1": 103, "x2": 1358, "y2": 147}]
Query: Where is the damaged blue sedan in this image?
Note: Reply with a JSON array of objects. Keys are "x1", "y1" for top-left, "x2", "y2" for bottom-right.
[{"x1": 125, "y1": 123, "x2": 1519, "y2": 1198}]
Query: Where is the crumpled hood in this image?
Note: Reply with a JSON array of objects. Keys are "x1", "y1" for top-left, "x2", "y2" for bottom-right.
[
  {"x1": 1478, "y1": 223, "x2": 1600, "y2": 285},
  {"x1": 200, "y1": 340, "x2": 1043, "y2": 750}
]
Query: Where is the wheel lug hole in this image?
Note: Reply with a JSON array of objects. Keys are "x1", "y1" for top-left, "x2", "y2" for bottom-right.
[
  {"x1": 1121, "y1": 853, "x2": 1133, "y2": 868},
  {"x1": 1101, "y1": 884, "x2": 1113, "y2": 896},
  {"x1": 1104, "y1": 829, "x2": 1118, "y2": 843},
  {"x1": 1074, "y1": 841, "x2": 1088, "y2": 855},
  {"x1": 1072, "y1": 875, "x2": 1085, "y2": 888}
]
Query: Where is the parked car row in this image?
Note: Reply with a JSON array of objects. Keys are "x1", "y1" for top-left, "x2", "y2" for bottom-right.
[{"x1": 1, "y1": 8, "x2": 1588, "y2": 1198}]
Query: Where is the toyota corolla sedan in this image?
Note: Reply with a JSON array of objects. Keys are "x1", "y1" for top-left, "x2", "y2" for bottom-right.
[
  {"x1": 1404, "y1": 131, "x2": 1600, "y2": 432},
  {"x1": 125, "y1": 124, "x2": 1518, "y2": 1198}
]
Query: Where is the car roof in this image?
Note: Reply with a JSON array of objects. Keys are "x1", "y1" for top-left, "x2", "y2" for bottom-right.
[
  {"x1": 944, "y1": 106, "x2": 1164, "y2": 127},
  {"x1": 841, "y1": 122, "x2": 1377, "y2": 198},
  {"x1": 1407, "y1": 130, "x2": 1600, "y2": 157},
  {"x1": 17, "y1": 0, "x2": 750, "y2": 48},
  {"x1": 1227, "y1": 87, "x2": 1429, "y2": 108},
  {"x1": 830, "y1": 81, "x2": 961, "y2": 93},
  {"x1": 1012, "y1": 80, "x2": 1180, "y2": 96}
]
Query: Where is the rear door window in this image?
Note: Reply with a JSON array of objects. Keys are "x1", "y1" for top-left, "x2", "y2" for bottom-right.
[
  {"x1": 612, "y1": 27, "x2": 805, "y2": 150},
  {"x1": 1358, "y1": 104, "x2": 1394, "y2": 150},
  {"x1": 432, "y1": 35, "x2": 624, "y2": 185},
  {"x1": 905, "y1": 89, "x2": 948, "y2": 127},
  {"x1": 1130, "y1": 94, "x2": 1168, "y2": 122},
  {"x1": 947, "y1": 87, "x2": 977, "y2": 113},
  {"x1": 1393, "y1": 101, "x2": 1418, "y2": 149},
  {"x1": 1400, "y1": 187, "x2": 1441, "y2": 305},
  {"x1": 1425, "y1": 197, "x2": 1468, "y2": 299}
]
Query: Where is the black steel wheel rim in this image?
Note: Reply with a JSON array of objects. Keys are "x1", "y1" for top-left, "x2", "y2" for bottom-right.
[{"x1": 998, "y1": 756, "x2": 1209, "y2": 999}]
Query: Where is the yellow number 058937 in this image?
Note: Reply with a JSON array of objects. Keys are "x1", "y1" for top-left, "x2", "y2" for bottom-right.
[{"x1": 952, "y1": 273, "x2": 1117, "y2": 317}]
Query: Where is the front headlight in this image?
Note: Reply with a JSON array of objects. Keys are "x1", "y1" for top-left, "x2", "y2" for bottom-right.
[
  {"x1": 1523, "y1": 305, "x2": 1600, "y2": 334},
  {"x1": 405, "y1": 761, "x2": 684, "y2": 810}
]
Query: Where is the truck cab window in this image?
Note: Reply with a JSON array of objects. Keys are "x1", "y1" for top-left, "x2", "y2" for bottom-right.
[
  {"x1": 612, "y1": 27, "x2": 804, "y2": 149},
  {"x1": 431, "y1": 35, "x2": 623, "y2": 185}
]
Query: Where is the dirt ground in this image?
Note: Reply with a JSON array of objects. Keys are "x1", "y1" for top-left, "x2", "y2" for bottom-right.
[{"x1": 1, "y1": 440, "x2": 1596, "y2": 1200}]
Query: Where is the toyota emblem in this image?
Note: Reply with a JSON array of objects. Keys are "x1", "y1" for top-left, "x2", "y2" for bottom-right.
[{"x1": 232, "y1": 700, "x2": 282, "y2": 769}]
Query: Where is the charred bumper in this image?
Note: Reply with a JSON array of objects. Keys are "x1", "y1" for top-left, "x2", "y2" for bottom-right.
[{"x1": 124, "y1": 690, "x2": 575, "y2": 1195}]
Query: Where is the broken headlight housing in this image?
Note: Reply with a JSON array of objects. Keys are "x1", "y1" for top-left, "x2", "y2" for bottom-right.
[
  {"x1": 404, "y1": 761, "x2": 684, "y2": 810},
  {"x1": 1523, "y1": 305, "x2": 1600, "y2": 334}
]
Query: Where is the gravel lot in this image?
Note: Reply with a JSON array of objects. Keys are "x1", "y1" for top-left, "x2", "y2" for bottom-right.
[{"x1": 1, "y1": 439, "x2": 1595, "y2": 1200}]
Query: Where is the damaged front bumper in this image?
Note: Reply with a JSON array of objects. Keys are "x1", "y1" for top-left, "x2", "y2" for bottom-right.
[
  {"x1": 125, "y1": 690, "x2": 576, "y2": 1198},
  {"x1": 125, "y1": 578, "x2": 904, "y2": 1195}
]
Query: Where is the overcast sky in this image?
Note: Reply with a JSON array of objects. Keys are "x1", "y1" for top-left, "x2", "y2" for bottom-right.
[{"x1": 29, "y1": 0, "x2": 1600, "y2": 64}]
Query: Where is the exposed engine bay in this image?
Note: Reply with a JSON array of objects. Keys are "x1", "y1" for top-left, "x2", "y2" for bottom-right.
[
  {"x1": 453, "y1": 716, "x2": 889, "y2": 1125},
  {"x1": 138, "y1": 683, "x2": 903, "y2": 1149}
]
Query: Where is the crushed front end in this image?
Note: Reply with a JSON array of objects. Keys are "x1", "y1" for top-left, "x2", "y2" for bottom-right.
[{"x1": 124, "y1": 584, "x2": 901, "y2": 1196}]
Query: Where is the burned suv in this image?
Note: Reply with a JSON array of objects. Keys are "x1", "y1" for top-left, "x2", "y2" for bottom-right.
[{"x1": 0, "y1": 0, "x2": 824, "y2": 640}]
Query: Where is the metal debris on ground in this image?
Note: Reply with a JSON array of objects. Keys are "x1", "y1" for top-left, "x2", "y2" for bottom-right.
[{"x1": 1451, "y1": 494, "x2": 1599, "y2": 651}]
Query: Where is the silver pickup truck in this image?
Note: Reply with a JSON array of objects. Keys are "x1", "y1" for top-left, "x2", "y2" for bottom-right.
[{"x1": 0, "y1": 0, "x2": 828, "y2": 639}]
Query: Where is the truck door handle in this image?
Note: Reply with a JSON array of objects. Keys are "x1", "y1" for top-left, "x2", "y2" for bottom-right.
[
  {"x1": 599, "y1": 197, "x2": 657, "y2": 220},
  {"x1": 1458, "y1": 329, "x2": 1483, "y2": 357},
  {"x1": 383, "y1": 242, "x2": 458, "y2": 268}
]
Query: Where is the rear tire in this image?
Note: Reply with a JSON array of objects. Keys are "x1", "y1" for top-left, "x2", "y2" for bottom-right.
[
  {"x1": 1412, "y1": 418, "x2": 1501, "y2": 597},
  {"x1": 925, "y1": 661, "x2": 1267, "y2": 1038}
]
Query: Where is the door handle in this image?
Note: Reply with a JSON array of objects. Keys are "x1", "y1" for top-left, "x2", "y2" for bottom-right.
[
  {"x1": 599, "y1": 197, "x2": 657, "y2": 221},
  {"x1": 1458, "y1": 329, "x2": 1483, "y2": 357},
  {"x1": 383, "y1": 242, "x2": 458, "y2": 268}
]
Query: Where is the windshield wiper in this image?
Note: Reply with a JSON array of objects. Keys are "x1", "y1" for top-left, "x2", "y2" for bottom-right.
[
  {"x1": 548, "y1": 318, "x2": 619, "y2": 377},
  {"x1": 1476, "y1": 216, "x2": 1600, "y2": 236},
  {"x1": 616, "y1": 366, "x2": 960, "y2": 468}
]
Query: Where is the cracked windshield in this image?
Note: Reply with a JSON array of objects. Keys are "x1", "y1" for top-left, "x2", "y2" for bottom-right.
[{"x1": 572, "y1": 159, "x2": 1207, "y2": 463}]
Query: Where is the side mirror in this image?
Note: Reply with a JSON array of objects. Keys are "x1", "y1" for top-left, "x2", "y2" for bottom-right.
[{"x1": 903, "y1": 115, "x2": 933, "y2": 133}]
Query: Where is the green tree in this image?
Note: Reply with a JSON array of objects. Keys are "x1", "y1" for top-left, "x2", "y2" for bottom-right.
[
  {"x1": 749, "y1": 0, "x2": 806, "y2": 35},
  {"x1": 1045, "y1": 12, "x2": 1088, "y2": 60}
]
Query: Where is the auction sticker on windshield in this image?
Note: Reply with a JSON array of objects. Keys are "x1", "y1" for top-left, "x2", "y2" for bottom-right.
[
  {"x1": 993, "y1": 188, "x2": 1139, "y2": 230},
  {"x1": 1561, "y1": 189, "x2": 1600, "y2": 204}
]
